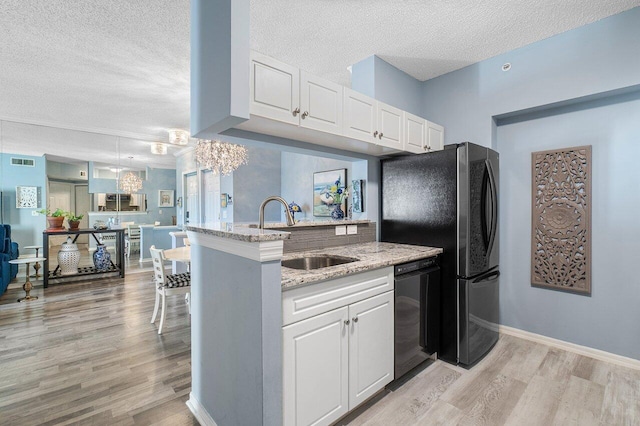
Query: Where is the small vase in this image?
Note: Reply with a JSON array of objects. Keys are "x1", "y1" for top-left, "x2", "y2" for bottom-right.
[
  {"x1": 58, "y1": 237, "x2": 80, "y2": 275},
  {"x1": 93, "y1": 244, "x2": 112, "y2": 272},
  {"x1": 331, "y1": 204, "x2": 345, "y2": 220}
]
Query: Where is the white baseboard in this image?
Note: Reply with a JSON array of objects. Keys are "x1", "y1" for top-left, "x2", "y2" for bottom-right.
[
  {"x1": 186, "y1": 393, "x2": 217, "y2": 426},
  {"x1": 499, "y1": 325, "x2": 640, "y2": 371}
]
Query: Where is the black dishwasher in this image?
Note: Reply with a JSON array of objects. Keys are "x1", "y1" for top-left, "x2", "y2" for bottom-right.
[{"x1": 394, "y1": 257, "x2": 440, "y2": 379}]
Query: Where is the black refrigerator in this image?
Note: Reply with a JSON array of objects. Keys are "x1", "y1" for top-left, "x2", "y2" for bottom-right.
[{"x1": 381, "y1": 142, "x2": 500, "y2": 366}]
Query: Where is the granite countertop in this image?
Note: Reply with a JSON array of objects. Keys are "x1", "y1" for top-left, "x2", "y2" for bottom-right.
[
  {"x1": 236, "y1": 219, "x2": 372, "y2": 229},
  {"x1": 281, "y1": 242, "x2": 442, "y2": 290},
  {"x1": 186, "y1": 222, "x2": 291, "y2": 243}
]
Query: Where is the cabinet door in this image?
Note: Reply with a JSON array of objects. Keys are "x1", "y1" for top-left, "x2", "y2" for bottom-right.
[
  {"x1": 404, "y1": 112, "x2": 426, "y2": 153},
  {"x1": 426, "y1": 120, "x2": 444, "y2": 152},
  {"x1": 300, "y1": 71, "x2": 343, "y2": 135},
  {"x1": 283, "y1": 307, "x2": 349, "y2": 426},
  {"x1": 376, "y1": 103, "x2": 404, "y2": 150},
  {"x1": 250, "y1": 51, "x2": 300, "y2": 125},
  {"x1": 348, "y1": 291, "x2": 394, "y2": 409},
  {"x1": 343, "y1": 88, "x2": 376, "y2": 143}
]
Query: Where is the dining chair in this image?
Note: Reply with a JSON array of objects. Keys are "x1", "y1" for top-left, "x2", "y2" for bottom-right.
[
  {"x1": 125, "y1": 224, "x2": 141, "y2": 258},
  {"x1": 149, "y1": 245, "x2": 191, "y2": 335}
]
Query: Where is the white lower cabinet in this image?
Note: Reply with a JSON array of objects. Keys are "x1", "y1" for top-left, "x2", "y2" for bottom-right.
[
  {"x1": 348, "y1": 291, "x2": 394, "y2": 408},
  {"x1": 283, "y1": 269, "x2": 395, "y2": 426},
  {"x1": 283, "y1": 307, "x2": 349, "y2": 426}
]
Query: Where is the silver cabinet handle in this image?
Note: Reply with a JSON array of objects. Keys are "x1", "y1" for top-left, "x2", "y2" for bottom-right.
[
  {"x1": 352, "y1": 317, "x2": 358, "y2": 323},
  {"x1": 301, "y1": 111, "x2": 309, "y2": 119},
  {"x1": 344, "y1": 319, "x2": 350, "y2": 325},
  {"x1": 378, "y1": 133, "x2": 383, "y2": 139},
  {"x1": 292, "y1": 107, "x2": 300, "y2": 117},
  {"x1": 373, "y1": 130, "x2": 378, "y2": 137}
]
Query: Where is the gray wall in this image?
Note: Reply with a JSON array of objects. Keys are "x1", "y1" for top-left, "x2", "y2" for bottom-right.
[
  {"x1": 233, "y1": 146, "x2": 281, "y2": 223},
  {"x1": 498, "y1": 94, "x2": 640, "y2": 359},
  {"x1": 419, "y1": 7, "x2": 640, "y2": 149},
  {"x1": 399, "y1": 7, "x2": 640, "y2": 359},
  {"x1": 351, "y1": 55, "x2": 423, "y2": 117}
]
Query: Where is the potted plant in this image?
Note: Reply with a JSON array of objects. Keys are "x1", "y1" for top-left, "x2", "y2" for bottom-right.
[
  {"x1": 38, "y1": 208, "x2": 66, "y2": 230},
  {"x1": 65, "y1": 212, "x2": 84, "y2": 230}
]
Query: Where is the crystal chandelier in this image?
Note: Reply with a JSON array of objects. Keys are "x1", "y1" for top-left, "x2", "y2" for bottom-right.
[
  {"x1": 120, "y1": 157, "x2": 143, "y2": 193},
  {"x1": 195, "y1": 139, "x2": 248, "y2": 175}
]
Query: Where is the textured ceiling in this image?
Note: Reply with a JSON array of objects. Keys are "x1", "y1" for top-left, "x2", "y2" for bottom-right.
[
  {"x1": 251, "y1": 0, "x2": 640, "y2": 86},
  {"x1": 0, "y1": 1, "x2": 638, "y2": 167}
]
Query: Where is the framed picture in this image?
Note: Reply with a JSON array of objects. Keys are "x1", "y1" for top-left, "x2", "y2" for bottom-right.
[
  {"x1": 158, "y1": 190, "x2": 174, "y2": 207},
  {"x1": 220, "y1": 193, "x2": 229, "y2": 208},
  {"x1": 16, "y1": 186, "x2": 40, "y2": 208},
  {"x1": 351, "y1": 179, "x2": 364, "y2": 213},
  {"x1": 313, "y1": 169, "x2": 347, "y2": 217}
]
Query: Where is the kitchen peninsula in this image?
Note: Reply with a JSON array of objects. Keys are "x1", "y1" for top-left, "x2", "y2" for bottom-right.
[{"x1": 185, "y1": 221, "x2": 441, "y2": 426}]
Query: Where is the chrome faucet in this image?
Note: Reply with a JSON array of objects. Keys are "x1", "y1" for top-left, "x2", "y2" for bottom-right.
[{"x1": 259, "y1": 196, "x2": 295, "y2": 229}]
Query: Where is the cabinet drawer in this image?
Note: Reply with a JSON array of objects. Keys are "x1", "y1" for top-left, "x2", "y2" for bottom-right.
[{"x1": 282, "y1": 267, "x2": 394, "y2": 326}]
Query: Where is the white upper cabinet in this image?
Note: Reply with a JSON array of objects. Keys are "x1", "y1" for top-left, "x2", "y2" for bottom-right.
[
  {"x1": 343, "y1": 89, "x2": 377, "y2": 143},
  {"x1": 247, "y1": 51, "x2": 444, "y2": 156},
  {"x1": 299, "y1": 71, "x2": 343, "y2": 135},
  {"x1": 376, "y1": 102, "x2": 404, "y2": 150},
  {"x1": 426, "y1": 120, "x2": 444, "y2": 152},
  {"x1": 404, "y1": 112, "x2": 427, "y2": 153},
  {"x1": 250, "y1": 52, "x2": 300, "y2": 125}
]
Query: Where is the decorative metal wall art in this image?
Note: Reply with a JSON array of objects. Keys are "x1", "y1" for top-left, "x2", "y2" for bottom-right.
[
  {"x1": 16, "y1": 186, "x2": 39, "y2": 208},
  {"x1": 531, "y1": 146, "x2": 591, "y2": 295}
]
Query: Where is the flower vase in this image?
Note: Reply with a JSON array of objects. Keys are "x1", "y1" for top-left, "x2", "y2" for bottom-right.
[
  {"x1": 93, "y1": 244, "x2": 111, "y2": 272},
  {"x1": 330, "y1": 204, "x2": 345, "y2": 220}
]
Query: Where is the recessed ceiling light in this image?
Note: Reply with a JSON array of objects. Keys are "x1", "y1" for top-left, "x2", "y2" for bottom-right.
[{"x1": 502, "y1": 63, "x2": 511, "y2": 72}]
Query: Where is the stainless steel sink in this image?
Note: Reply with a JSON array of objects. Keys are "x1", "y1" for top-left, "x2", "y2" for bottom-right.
[{"x1": 282, "y1": 255, "x2": 359, "y2": 270}]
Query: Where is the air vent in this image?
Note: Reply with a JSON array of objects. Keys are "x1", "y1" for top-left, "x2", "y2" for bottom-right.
[{"x1": 11, "y1": 157, "x2": 35, "y2": 167}]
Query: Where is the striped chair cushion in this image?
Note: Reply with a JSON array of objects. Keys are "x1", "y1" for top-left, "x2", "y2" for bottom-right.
[{"x1": 166, "y1": 272, "x2": 191, "y2": 288}]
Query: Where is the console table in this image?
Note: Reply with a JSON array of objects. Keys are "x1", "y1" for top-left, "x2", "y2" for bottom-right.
[{"x1": 43, "y1": 228, "x2": 125, "y2": 288}]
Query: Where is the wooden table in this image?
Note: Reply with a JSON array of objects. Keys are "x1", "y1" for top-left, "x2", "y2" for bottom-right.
[
  {"x1": 9, "y1": 257, "x2": 46, "y2": 302},
  {"x1": 163, "y1": 246, "x2": 191, "y2": 264},
  {"x1": 164, "y1": 246, "x2": 191, "y2": 272},
  {"x1": 23, "y1": 245, "x2": 43, "y2": 278}
]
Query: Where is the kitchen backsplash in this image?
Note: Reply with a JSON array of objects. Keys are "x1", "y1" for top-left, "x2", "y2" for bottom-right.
[{"x1": 282, "y1": 221, "x2": 376, "y2": 253}]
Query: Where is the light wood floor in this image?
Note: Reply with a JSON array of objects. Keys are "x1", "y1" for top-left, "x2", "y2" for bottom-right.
[
  {"x1": 1, "y1": 273, "x2": 639, "y2": 426},
  {"x1": 342, "y1": 334, "x2": 640, "y2": 426},
  {"x1": 0, "y1": 271, "x2": 196, "y2": 425}
]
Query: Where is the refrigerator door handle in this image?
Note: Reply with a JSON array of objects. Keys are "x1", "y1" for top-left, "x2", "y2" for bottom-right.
[
  {"x1": 480, "y1": 164, "x2": 490, "y2": 251},
  {"x1": 486, "y1": 159, "x2": 498, "y2": 257},
  {"x1": 472, "y1": 269, "x2": 500, "y2": 283}
]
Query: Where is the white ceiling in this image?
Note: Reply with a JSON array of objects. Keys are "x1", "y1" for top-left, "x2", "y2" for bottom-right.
[{"x1": 0, "y1": 1, "x2": 637, "y2": 167}]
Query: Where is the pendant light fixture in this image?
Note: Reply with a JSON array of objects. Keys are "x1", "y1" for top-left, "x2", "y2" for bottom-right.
[
  {"x1": 195, "y1": 139, "x2": 248, "y2": 175},
  {"x1": 120, "y1": 156, "x2": 143, "y2": 194}
]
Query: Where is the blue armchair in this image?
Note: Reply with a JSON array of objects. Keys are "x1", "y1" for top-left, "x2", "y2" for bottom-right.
[{"x1": 1, "y1": 224, "x2": 19, "y2": 295}]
